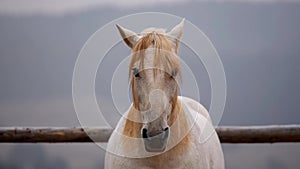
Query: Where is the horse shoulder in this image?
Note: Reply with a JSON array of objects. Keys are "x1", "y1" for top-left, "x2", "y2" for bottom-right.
[{"x1": 180, "y1": 96, "x2": 225, "y2": 169}]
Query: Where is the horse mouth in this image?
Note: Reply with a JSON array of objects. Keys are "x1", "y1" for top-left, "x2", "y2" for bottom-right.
[{"x1": 143, "y1": 129, "x2": 169, "y2": 152}]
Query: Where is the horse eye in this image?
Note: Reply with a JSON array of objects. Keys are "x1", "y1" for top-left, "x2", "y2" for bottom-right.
[
  {"x1": 132, "y1": 68, "x2": 140, "y2": 78},
  {"x1": 170, "y1": 71, "x2": 176, "y2": 79},
  {"x1": 135, "y1": 72, "x2": 140, "y2": 78}
]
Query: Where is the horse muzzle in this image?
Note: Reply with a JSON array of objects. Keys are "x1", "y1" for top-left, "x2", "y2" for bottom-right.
[{"x1": 142, "y1": 127, "x2": 170, "y2": 152}]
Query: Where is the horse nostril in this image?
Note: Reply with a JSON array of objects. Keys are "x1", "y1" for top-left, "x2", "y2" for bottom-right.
[
  {"x1": 164, "y1": 127, "x2": 169, "y2": 132},
  {"x1": 142, "y1": 128, "x2": 148, "y2": 139}
]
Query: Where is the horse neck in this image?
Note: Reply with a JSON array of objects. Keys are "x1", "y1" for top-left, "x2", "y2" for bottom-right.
[
  {"x1": 122, "y1": 106, "x2": 143, "y2": 138},
  {"x1": 167, "y1": 99, "x2": 191, "y2": 149}
]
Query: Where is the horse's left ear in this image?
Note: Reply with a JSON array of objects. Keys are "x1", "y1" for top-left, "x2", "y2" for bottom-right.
[
  {"x1": 167, "y1": 18, "x2": 185, "y2": 52},
  {"x1": 116, "y1": 24, "x2": 140, "y2": 49}
]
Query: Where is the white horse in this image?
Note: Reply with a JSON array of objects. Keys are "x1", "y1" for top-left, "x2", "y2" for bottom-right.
[{"x1": 105, "y1": 19, "x2": 224, "y2": 169}]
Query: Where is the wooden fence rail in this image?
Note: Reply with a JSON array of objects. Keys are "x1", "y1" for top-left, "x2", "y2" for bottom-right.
[{"x1": 1, "y1": 125, "x2": 300, "y2": 143}]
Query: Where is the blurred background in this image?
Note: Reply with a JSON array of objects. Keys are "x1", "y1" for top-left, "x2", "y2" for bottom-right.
[{"x1": 0, "y1": 0, "x2": 300, "y2": 168}]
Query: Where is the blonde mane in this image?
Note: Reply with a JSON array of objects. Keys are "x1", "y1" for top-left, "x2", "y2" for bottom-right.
[{"x1": 129, "y1": 29, "x2": 181, "y2": 79}]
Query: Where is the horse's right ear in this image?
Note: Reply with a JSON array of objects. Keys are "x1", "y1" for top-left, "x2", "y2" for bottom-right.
[
  {"x1": 167, "y1": 19, "x2": 185, "y2": 53},
  {"x1": 116, "y1": 24, "x2": 140, "y2": 48}
]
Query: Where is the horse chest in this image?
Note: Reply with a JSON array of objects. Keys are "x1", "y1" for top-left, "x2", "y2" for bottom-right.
[
  {"x1": 122, "y1": 145, "x2": 204, "y2": 169},
  {"x1": 125, "y1": 155, "x2": 195, "y2": 169}
]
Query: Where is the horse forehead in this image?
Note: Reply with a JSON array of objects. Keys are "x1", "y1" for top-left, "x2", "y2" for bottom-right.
[
  {"x1": 142, "y1": 46, "x2": 170, "y2": 71},
  {"x1": 143, "y1": 47, "x2": 155, "y2": 69}
]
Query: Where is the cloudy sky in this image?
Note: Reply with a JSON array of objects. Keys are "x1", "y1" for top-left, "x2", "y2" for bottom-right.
[
  {"x1": 0, "y1": 0, "x2": 300, "y2": 15},
  {"x1": 0, "y1": 1, "x2": 300, "y2": 169}
]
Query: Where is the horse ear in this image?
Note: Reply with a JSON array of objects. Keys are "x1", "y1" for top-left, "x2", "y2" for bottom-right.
[
  {"x1": 167, "y1": 18, "x2": 185, "y2": 51},
  {"x1": 116, "y1": 24, "x2": 140, "y2": 48}
]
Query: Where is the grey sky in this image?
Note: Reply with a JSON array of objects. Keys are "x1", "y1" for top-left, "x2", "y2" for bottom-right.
[
  {"x1": 0, "y1": 1, "x2": 300, "y2": 169},
  {"x1": 1, "y1": 0, "x2": 300, "y2": 15}
]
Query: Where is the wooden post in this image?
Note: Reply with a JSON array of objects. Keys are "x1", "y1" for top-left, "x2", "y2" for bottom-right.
[
  {"x1": 216, "y1": 125, "x2": 300, "y2": 143},
  {"x1": 0, "y1": 125, "x2": 300, "y2": 143}
]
